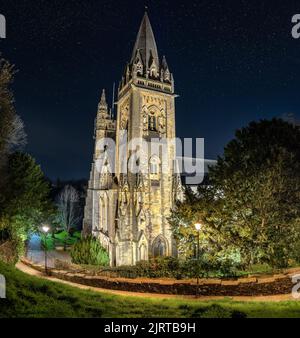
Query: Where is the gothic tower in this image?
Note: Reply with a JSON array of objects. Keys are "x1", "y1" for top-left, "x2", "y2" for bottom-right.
[
  {"x1": 83, "y1": 89, "x2": 117, "y2": 263},
  {"x1": 84, "y1": 12, "x2": 182, "y2": 266}
]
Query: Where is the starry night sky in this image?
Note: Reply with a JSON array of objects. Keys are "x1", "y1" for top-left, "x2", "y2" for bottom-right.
[{"x1": 0, "y1": 0, "x2": 300, "y2": 180}]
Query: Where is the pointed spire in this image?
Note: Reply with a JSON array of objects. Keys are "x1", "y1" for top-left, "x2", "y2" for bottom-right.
[
  {"x1": 131, "y1": 12, "x2": 159, "y2": 71},
  {"x1": 161, "y1": 55, "x2": 168, "y2": 70},
  {"x1": 97, "y1": 89, "x2": 109, "y2": 117},
  {"x1": 100, "y1": 89, "x2": 107, "y2": 108},
  {"x1": 161, "y1": 55, "x2": 171, "y2": 82}
]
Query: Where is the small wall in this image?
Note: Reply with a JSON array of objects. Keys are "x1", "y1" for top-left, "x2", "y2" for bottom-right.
[{"x1": 20, "y1": 257, "x2": 300, "y2": 297}]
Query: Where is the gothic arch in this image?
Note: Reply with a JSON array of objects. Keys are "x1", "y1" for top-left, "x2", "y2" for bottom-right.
[
  {"x1": 147, "y1": 105, "x2": 160, "y2": 132},
  {"x1": 139, "y1": 242, "x2": 148, "y2": 261},
  {"x1": 138, "y1": 232, "x2": 148, "y2": 261},
  {"x1": 149, "y1": 155, "x2": 161, "y2": 180},
  {"x1": 147, "y1": 105, "x2": 160, "y2": 117},
  {"x1": 152, "y1": 235, "x2": 169, "y2": 257}
]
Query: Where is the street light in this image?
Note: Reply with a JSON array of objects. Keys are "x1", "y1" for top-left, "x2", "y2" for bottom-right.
[
  {"x1": 41, "y1": 225, "x2": 50, "y2": 275},
  {"x1": 194, "y1": 223, "x2": 202, "y2": 286},
  {"x1": 195, "y1": 223, "x2": 202, "y2": 231}
]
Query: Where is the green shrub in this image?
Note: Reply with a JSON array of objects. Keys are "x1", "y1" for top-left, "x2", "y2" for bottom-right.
[
  {"x1": 53, "y1": 230, "x2": 80, "y2": 248},
  {"x1": 98, "y1": 255, "x2": 243, "y2": 279},
  {"x1": 72, "y1": 231, "x2": 82, "y2": 239},
  {"x1": 41, "y1": 234, "x2": 55, "y2": 250},
  {"x1": 70, "y1": 236, "x2": 109, "y2": 266},
  {"x1": 99, "y1": 257, "x2": 186, "y2": 279},
  {"x1": 54, "y1": 231, "x2": 68, "y2": 241}
]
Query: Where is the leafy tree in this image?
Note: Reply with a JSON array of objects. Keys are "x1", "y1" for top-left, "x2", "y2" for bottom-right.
[
  {"x1": 0, "y1": 56, "x2": 49, "y2": 260},
  {"x1": 0, "y1": 152, "x2": 53, "y2": 257},
  {"x1": 170, "y1": 119, "x2": 300, "y2": 269}
]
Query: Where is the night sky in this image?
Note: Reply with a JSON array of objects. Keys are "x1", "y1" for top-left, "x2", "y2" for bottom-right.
[{"x1": 0, "y1": 0, "x2": 300, "y2": 180}]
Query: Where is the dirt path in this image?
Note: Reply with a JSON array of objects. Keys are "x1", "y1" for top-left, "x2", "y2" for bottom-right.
[{"x1": 16, "y1": 262, "x2": 298, "y2": 303}]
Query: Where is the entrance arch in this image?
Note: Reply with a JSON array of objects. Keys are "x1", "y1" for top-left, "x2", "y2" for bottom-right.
[{"x1": 152, "y1": 235, "x2": 168, "y2": 257}]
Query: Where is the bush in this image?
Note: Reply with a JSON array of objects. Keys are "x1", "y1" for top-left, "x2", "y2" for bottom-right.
[
  {"x1": 53, "y1": 230, "x2": 68, "y2": 241},
  {"x1": 53, "y1": 230, "x2": 80, "y2": 248},
  {"x1": 70, "y1": 236, "x2": 109, "y2": 266},
  {"x1": 72, "y1": 231, "x2": 82, "y2": 239},
  {"x1": 97, "y1": 257, "x2": 182, "y2": 279},
  {"x1": 98, "y1": 255, "x2": 242, "y2": 280},
  {"x1": 0, "y1": 240, "x2": 19, "y2": 264}
]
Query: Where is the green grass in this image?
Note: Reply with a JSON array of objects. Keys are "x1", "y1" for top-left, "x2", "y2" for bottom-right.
[{"x1": 1, "y1": 262, "x2": 300, "y2": 318}]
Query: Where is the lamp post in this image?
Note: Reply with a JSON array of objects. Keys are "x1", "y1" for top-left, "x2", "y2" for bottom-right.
[
  {"x1": 194, "y1": 223, "x2": 202, "y2": 285},
  {"x1": 41, "y1": 225, "x2": 50, "y2": 275}
]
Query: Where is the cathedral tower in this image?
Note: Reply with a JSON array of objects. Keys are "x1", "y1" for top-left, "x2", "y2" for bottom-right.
[{"x1": 84, "y1": 13, "x2": 181, "y2": 266}]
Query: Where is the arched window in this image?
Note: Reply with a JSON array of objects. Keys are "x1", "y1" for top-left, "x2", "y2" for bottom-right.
[
  {"x1": 149, "y1": 156, "x2": 160, "y2": 179},
  {"x1": 150, "y1": 162, "x2": 158, "y2": 175},
  {"x1": 153, "y1": 238, "x2": 166, "y2": 257},
  {"x1": 148, "y1": 114, "x2": 157, "y2": 131}
]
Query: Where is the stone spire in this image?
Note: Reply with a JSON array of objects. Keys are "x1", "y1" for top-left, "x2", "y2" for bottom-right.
[
  {"x1": 161, "y1": 55, "x2": 168, "y2": 70},
  {"x1": 131, "y1": 12, "x2": 159, "y2": 72},
  {"x1": 95, "y1": 88, "x2": 116, "y2": 135},
  {"x1": 97, "y1": 89, "x2": 109, "y2": 118},
  {"x1": 161, "y1": 55, "x2": 171, "y2": 82}
]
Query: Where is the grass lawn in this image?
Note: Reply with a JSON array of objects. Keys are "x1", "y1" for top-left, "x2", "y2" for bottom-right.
[{"x1": 1, "y1": 262, "x2": 300, "y2": 318}]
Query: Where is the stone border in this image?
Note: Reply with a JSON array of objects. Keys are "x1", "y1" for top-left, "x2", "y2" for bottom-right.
[{"x1": 20, "y1": 258, "x2": 300, "y2": 297}]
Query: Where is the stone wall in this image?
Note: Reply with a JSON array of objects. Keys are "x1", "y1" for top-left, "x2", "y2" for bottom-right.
[{"x1": 20, "y1": 257, "x2": 300, "y2": 297}]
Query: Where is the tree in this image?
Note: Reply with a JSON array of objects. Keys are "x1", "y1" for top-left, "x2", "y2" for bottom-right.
[
  {"x1": 56, "y1": 185, "x2": 80, "y2": 249},
  {"x1": 0, "y1": 152, "x2": 53, "y2": 257},
  {"x1": 0, "y1": 56, "x2": 26, "y2": 203},
  {"x1": 0, "y1": 57, "x2": 26, "y2": 166},
  {"x1": 170, "y1": 119, "x2": 300, "y2": 269}
]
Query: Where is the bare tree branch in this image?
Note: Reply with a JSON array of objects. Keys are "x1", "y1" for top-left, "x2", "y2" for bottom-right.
[{"x1": 56, "y1": 185, "x2": 80, "y2": 233}]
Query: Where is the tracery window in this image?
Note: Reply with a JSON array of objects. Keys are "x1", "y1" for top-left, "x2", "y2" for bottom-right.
[{"x1": 148, "y1": 113, "x2": 157, "y2": 131}]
